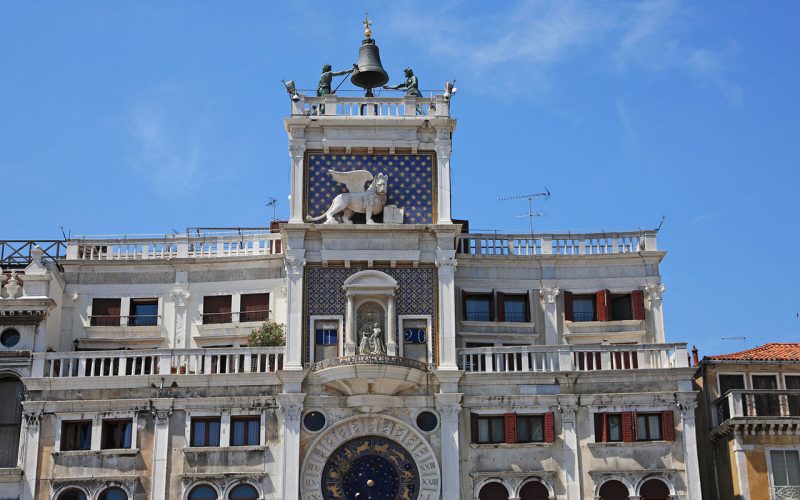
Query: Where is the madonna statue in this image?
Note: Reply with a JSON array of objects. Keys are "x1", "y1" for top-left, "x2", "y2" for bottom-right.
[{"x1": 358, "y1": 322, "x2": 386, "y2": 355}]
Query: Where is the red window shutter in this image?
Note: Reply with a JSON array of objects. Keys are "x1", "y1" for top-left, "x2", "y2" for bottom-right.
[
  {"x1": 496, "y1": 292, "x2": 506, "y2": 322},
  {"x1": 563, "y1": 291, "x2": 574, "y2": 321},
  {"x1": 602, "y1": 413, "x2": 608, "y2": 442},
  {"x1": 595, "y1": 290, "x2": 607, "y2": 321},
  {"x1": 504, "y1": 413, "x2": 516, "y2": 444},
  {"x1": 470, "y1": 413, "x2": 479, "y2": 443},
  {"x1": 662, "y1": 410, "x2": 675, "y2": 441},
  {"x1": 622, "y1": 412, "x2": 634, "y2": 442},
  {"x1": 544, "y1": 412, "x2": 555, "y2": 443},
  {"x1": 633, "y1": 410, "x2": 638, "y2": 441},
  {"x1": 632, "y1": 290, "x2": 645, "y2": 320}
]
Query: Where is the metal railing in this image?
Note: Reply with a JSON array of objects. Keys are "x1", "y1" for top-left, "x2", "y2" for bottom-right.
[
  {"x1": 33, "y1": 347, "x2": 284, "y2": 378},
  {"x1": 0, "y1": 240, "x2": 67, "y2": 267},
  {"x1": 457, "y1": 343, "x2": 688, "y2": 373},
  {"x1": 89, "y1": 315, "x2": 161, "y2": 327},
  {"x1": 713, "y1": 390, "x2": 800, "y2": 426},
  {"x1": 290, "y1": 93, "x2": 450, "y2": 118},
  {"x1": 771, "y1": 486, "x2": 800, "y2": 499},
  {"x1": 457, "y1": 231, "x2": 657, "y2": 257},
  {"x1": 201, "y1": 310, "x2": 270, "y2": 325}
]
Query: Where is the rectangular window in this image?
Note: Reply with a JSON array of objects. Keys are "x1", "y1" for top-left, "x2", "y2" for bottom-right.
[
  {"x1": 464, "y1": 294, "x2": 492, "y2": 321},
  {"x1": 636, "y1": 413, "x2": 663, "y2": 441},
  {"x1": 503, "y1": 295, "x2": 529, "y2": 323},
  {"x1": 231, "y1": 416, "x2": 260, "y2": 446},
  {"x1": 786, "y1": 376, "x2": 800, "y2": 416},
  {"x1": 203, "y1": 296, "x2": 232, "y2": 325},
  {"x1": 771, "y1": 450, "x2": 800, "y2": 487},
  {"x1": 753, "y1": 375, "x2": 780, "y2": 416},
  {"x1": 240, "y1": 293, "x2": 269, "y2": 322},
  {"x1": 61, "y1": 420, "x2": 92, "y2": 450},
  {"x1": 594, "y1": 413, "x2": 623, "y2": 442},
  {"x1": 610, "y1": 294, "x2": 632, "y2": 321},
  {"x1": 90, "y1": 298, "x2": 121, "y2": 326},
  {"x1": 315, "y1": 328, "x2": 338, "y2": 345},
  {"x1": 129, "y1": 299, "x2": 158, "y2": 326},
  {"x1": 477, "y1": 416, "x2": 505, "y2": 444},
  {"x1": 191, "y1": 417, "x2": 221, "y2": 447},
  {"x1": 572, "y1": 295, "x2": 595, "y2": 322},
  {"x1": 718, "y1": 374, "x2": 746, "y2": 395},
  {"x1": 515, "y1": 415, "x2": 544, "y2": 443},
  {"x1": 101, "y1": 419, "x2": 133, "y2": 449}
]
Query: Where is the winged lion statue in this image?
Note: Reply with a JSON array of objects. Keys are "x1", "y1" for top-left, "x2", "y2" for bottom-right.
[{"x1": 306, "y1": 169, "x2": 388, "y2": 224}]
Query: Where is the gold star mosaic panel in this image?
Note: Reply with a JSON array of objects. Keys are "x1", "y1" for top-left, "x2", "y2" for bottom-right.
[{"x1": 305, "y1": 153, "x2": 435, "y2": 224}]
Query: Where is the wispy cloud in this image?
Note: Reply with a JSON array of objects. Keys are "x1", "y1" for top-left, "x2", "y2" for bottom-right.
[{"x1": 615, "y1": 99, "x2": 640, "y2": 154}]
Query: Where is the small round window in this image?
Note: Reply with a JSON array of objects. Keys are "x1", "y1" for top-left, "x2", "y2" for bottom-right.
[
  {"x1": 416, "y1": 411, "x2": 438, "y2": 432},
  {"x1": 1, "y1": 329, "x2": 20, "y2": 348},
  {"x1": 303, "y1": 411, "x2": 326, "y2": 432}
]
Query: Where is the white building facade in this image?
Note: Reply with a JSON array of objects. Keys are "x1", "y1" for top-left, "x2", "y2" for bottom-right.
[{"x1": 0, "y1": 41, "x2": 701, "y2": 500}]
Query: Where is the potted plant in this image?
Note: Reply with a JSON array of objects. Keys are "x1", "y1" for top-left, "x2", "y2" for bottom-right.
[
  {"x1": 179, "y1": 362, "x2": 187, "y2": 374},
  {"x1": 247, "y1": 321, "x2": 286, "y2": 371}
]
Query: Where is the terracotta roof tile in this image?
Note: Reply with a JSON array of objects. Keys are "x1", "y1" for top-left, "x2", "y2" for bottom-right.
[{"x1": 704, "y1": 343, "x2": 800, "y2": 362}]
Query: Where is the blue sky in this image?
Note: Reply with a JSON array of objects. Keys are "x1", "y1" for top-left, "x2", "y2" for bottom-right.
[{"x1": 2, "y1": 1, "x2": 798, "y2": 356}]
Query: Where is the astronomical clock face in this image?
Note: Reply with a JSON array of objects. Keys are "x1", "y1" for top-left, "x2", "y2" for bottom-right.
[{"x1": 321, "y1": 436, "x2": 420, "y2": 500}]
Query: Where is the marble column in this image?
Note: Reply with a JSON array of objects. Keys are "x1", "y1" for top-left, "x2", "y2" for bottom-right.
[
  {"x1": 436, "y1": 254, "x2": 458, "y2": 370},
  {"x1": 20, "y1": 412, "x2": 42, "y2": 500},
  {"x1": 645, "y1": 283, "x2": 666, "y2": 342},
  {"x1": 278, "y1": 393, "x2": 306, "y2": 500},
  {"x1": 386, "y1": 293, "x2": 397, "y2": 356},
  {"x1": 436, "y1": 393, "x2": 462, "y2": 499},
  {"x1": 170, "y1": 289, "x2": 190, "y2": 348},
  {"x1": 288, "y1": 140, "x2": 306, "y2": 223},
  {"x1": 284, "y1": 254, "x2": 306, "y2": 370},
  {"x1": 679, "y1": 403, "x2": 702, "y2": 500},
  {"x1": 435, "y1": 131, "x2": 453, "y2": 224},
  {"x1": 150, "y1": 408, "x2": 172, "y2": 500},
  {"x1": 560, "y1": 406, "x2": 581, "y2": 500},
  {"x1": 345, "y1": 293, "x2": 356, "y2": 356},
  {"x1": 539, "y1": 288, "x2": 560, "y2": 345}
]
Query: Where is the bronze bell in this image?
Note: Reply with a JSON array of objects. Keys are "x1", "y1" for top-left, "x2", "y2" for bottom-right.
[{"x1": 351, "y1": 39, "x2": 389, "y2": 92}]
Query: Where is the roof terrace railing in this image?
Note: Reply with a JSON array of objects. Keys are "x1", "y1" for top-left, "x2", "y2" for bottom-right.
[
  {"x1": 457, "y1": 230, "x2": 658, "y2": 256},
  {"x1": 290, "y1": 93, "x2": 451, "y2": 118},
  {"x1": 0, "y1": 241, "x2": 67, "y2": 268}
]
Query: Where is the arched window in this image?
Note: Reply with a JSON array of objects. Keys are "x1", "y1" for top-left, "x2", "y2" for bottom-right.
[
  {"x1": 188, "y1": 485, "x2": 218, "y2": 500},
  {"x1": 98, "y1": 487, "x2": 127, "y2": 500},
  {"x1": 57, "y1": 488, "x2": 88, "y2": 500},
  {"x1": 479, "y1": 482, "x2": 510, "y2": 500},
  {"x1": 640, "y1": 478, "x2": 670, "y2": 500},
  {"x1": 599, "y1": 480, "x2": 629, "y2": 500},
  {"x1": 0, "y1": 377, "x2": 23, "y2": 467},
  {"x1": 520, "y1": 480, "x2": 550, "y2": 500},
  {"x1": 228, "y1": 484, "x2": 258, "y2": 500}
]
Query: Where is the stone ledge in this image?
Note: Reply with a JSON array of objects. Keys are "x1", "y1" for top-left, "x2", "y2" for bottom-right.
[
  {"x1": 469, "y1": 442, "x2": 554, "y2": 449},
  {"x1": 183, "y1": 445, "x2": 269, "y2": 453},
  {"x1": 52, "y1": 448, "x2": 140, "y2": 457},
  {"x1": 586, "y1": 441, "x2": 672, "y2": 448},
  {"x1": 0, "y1": 467, "x2": 22, "y2": 483}
]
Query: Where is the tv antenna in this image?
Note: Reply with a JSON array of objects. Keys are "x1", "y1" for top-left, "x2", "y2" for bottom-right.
[
  {"x1": 265, "y1": 198, "x2": 278, "y2": 221},
  {"x1": 721, "y1": 336, "x2": 747, "y2": 350},
  {"x1": 499, "y1": 188, "x2": 551, "y2": 234}
]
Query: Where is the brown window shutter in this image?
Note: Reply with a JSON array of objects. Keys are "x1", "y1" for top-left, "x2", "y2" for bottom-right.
[
  {"x1": 622, "y1": 412, "x2": 634, "y2": 442},
  {"x1": 470, "y1": 413, "x2": 479, "y2": 443},
  {"x1": 241, "y1": 293, "x2": 269, "y2": 312},
  {"x1": 633, "y1": 410, "x2": 638, "y2": 441},
  {"x1": 563, "y1": 291, "x2": 573, "y2": 321},
  {"x1": 544, "y1": 412, "x2": 555, "y2": 443},
  {"x1": 632, "y1": 290, "x2": 645, "y2": 320},
  {"x1": 525, "y1": 290, "x2": 532, "y2": 322},
  {"x1": 602, "y1": 413, "x2": 608, "y2": 442},
  {"x1": 496, "y1": 292, "x2": 505, "y2": 322},
  {"x1": 662, "y1": 410, "x2": 675, "y2": 441},
  {"x1": 504, "y1": 413, "x2": 516, "y2": 444},
  {"x1": 594, "y1": 413, "x2": 605, "y2": 442}
]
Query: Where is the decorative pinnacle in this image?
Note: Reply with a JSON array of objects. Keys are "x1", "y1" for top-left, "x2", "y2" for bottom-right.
[{"x1": 363, "y1": 12, "x2": 373, "y2": 38}]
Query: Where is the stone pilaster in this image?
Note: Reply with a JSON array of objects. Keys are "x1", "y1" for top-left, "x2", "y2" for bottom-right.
[
  {"x1": 679, "y1": 402, "x2": 702, "y2": 500},
  {"x1": 435, "y1": 393, "x2": 462, "y2": 500},
  {"x1": 288, "y1": 140, "x2": 306, "y2": 223},
  {"x1": 21, "y1": 412, "x2": 42, "y2": 500},
  {"x1": 150, "y1": 407, "x2": 172, "y2": 500},
  {"x1": 278, "y1": 393, "x2": 306, "y2": 500},
  {"x1": 645, "y1": 283, "x2": 666, "y2": 342},
  {"x1": 732, "y1": 429, "x2": 751, "y2": 498},
  {"x1": 434, "y1": 129, "x2": 453, "y2": 224},
  {"x1": 559, "y1": 405, "x2": 581, "y2": 500},
  {"x1": 539, "y1": 288, "x2": 560, "y2": 345},
  {"x1": 436, "y1": 253, "x2": 458, "y2": 370},
  {"x1": 169, "y1": 289, "x2": 190, "y2": 348},
  {"x1": 284, "y1": 253, "x2": 306, "y2": 370}
]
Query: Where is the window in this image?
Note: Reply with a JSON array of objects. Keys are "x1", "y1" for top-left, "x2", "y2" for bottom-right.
[
  {"x1": 564, "y1": 290, "x2": 645, "y2": 322},
  {"x1": 228, "y1": 484, "x2": 259, "y2": 500},
  {"x1": 471, "y1": 412, "x2": 555, "y2": 444},
  {"x1": 611, "y1": 294, "x2": 632, "y2": 321},
  {"x1": 500, "y1": 294, "x2": 529, "y2": 323},
  {"x1": 315, "y1": 324, "x2": 338, "y2": 345},
  {"x1": 188, "y1": 485, "x2": 218, "y2": 500},
  {"x1": 0, "y1": 328, "x2": 20, "y2": 348},
  {"x1": 477, "y1": 416, "x2": 505, "y2": 444},
  {"x1": 479, "y1": 482, "x2": 509, "y2": 500},
  {"x1": 572, "y1": 295, "x2": 595, "y2": 322},
  {"x1": 303, "y1": 411, "x2": 326, "y2": 432},
  {"x1": 61, "y1": 420, "x2": 92, "y2": 450},
  {"x1": 595, "y1": 413, "x2": 623, "y2": 442},
  {"x1": 770, "y1": 450, "x2": 800, "y2": 490},
  {"x1": 191, "y1": 417, "x2": 221, "y2": 447},
  {"x1": 786, "y1": 376, "x2": 800, "y2": 416},
  {"x1": 240, "y1": 293, "x2": 269, "y2": 322},
  {"x1": 0, "y1": 377, "x2": 23, "y2": 467},
  {"x1": 98, "y1": 487, "x2": 127, "y2": 500},
  {"x1": 57, "y1": 489, "x2": 88, "y2": 500},
  {"x1": 101, "y1": 419, "x2": 133, "y2": 449},
  {"x1": 636, "y1": 413, "x2": 662, "y2": 441},
  {"x1": 753, "y1": 375, "x2": 780, "y2": 416},
  {"x1": 464, "y1": 293, "x2": 492, "y2": 321},
  {"x1": 129, "y1": 299, "x2": 158, "y2": 326},
  {"x1": 203, "y1": 296, "x2": 232, "y2": 324},
  {"x1": 90, "y1": 298, "x2": 121, "y2": 326},
  {"x1": 718, "y1": 374, "x2": 745, "y2": 396},
  {"x1": 515, "y1": 415, "x2": 544, "y2": 443},
  {"x1": 231, "y1": 416, "x2": 260, "y2": 446}
]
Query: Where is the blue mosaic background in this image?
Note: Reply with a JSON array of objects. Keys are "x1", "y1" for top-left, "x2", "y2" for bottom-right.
[{"x1": 306, "y1": 153, "x2": 435, "y2": 224}]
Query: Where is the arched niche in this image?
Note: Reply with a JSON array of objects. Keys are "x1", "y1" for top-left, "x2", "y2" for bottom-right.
[{"x1": 342, "y1": 270, "x2": 398, "y2": 356}]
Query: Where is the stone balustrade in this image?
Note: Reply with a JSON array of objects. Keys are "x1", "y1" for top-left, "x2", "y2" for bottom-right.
[
  {"x1": 66, "y1": 232, "x2": 282, "y2": 261},
  {"x1": 457, "y1": 230, "x2": 657, "y2": 256},
  {"x1": 457, "y1": 343, "x2": 688, "y2": 373},
  {"x1": 290, "y1": 94, "x2": 450, "y2": 118},
  {"x1": 713, "y1": 389, "x2": 800, "y2": 426},
  {"x1": 32, "y1": 347, "x2": 284, "y2": 378}
]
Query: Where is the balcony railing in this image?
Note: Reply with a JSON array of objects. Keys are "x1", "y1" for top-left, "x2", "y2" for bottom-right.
[
  {"x1": 457, "y1": 343, "x2": 688, "y2": 373},
  {"x1": 0, "y1": 240, "x2": 67, "y2": 268},
  {"x1": 66, "y1": 232, "x2": 281, "y2": 261},
  {"x1": 289, "y1": 94, "x2": 450, "y2": 118},
  {"x1": 89, "y1": 315, "x2": 161, "y2": 327},
  {"x1": 772, "y1": 486, "x2": 800, "y2": 500},
  {"x1": 33, "y1": 347, "x2": 284, "y2": 378},
  {"x1": 201, "y1": 310, "x2": 270, "y2": 325},
  {"x1": 713, "y1": 390, "x2": 800, "y2": 426},
  {"x1": 457, "y1": 230, "x2": 657, "y2": 257}
]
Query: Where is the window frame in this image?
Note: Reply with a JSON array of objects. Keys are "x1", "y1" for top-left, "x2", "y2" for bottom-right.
[
  {"x1": 635, "y1": 412, "x2": 663, "y2": 441},
  {"x1": 767, "y1": 447, "x2": 800, "y2": 491},
  {"x1": 190, "y1": 416, "x2": 222, "y2": 447},
  {"x1": 128, "y1": 298, "x2": 160, "y2": 327},
  {"x1": 501, "y1": 293, "x2": 530, "y2": 323},
  {"x1": 60, "y1": 420, "x2": 93, "y2": 451},
  {"x1": 717, "y1": 372, "x2": 747, "y2": 398},
  {"x1": 476, "y1": 415, "x2": 505, "y2": 444},
  {"x1": 571, "y1": 294, "x2": 596, "y2": 322},
  {"x1": 90, "y1": 298, "x2": 122, "y2": 327},
  {"x1": 239, "y1": 293, "x2": 271, "y2": 323},
  {"x1": 202, "y1": 295, "x2": 233, "y2": 325},
  {"x1": 398, "y1": 315, "x2": 433, "y2": 363},
  {"x1": 100, "y1": 418, "x2": 134, "y2": 450},
  {"x1": 230, "y1": 416, "x2": 261, "y2": 447},
  {"x1": 463, "y1": 292, "x2": 493, "y2": 322},
  {"x1": 515, "y1": 414, "x2": 545, "y2": 443},
  {"x1": 307, "y1": 315, "x2": 343, "y2": 363},
  {"x1": 609, "y1": 293, "x2": 633, "y2": 321}
]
